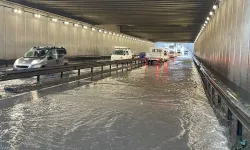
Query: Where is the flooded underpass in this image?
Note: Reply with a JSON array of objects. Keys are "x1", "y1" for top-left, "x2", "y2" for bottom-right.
[{"x1": 0, "y1": 56, "x2": 229, "y2": 150}]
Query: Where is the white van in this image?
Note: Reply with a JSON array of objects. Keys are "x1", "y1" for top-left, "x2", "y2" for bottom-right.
[
  {"x1": 145, "y1": 48, "x2": 169, "y2": 64},
  {"x1": 111, "y1": 47, "x2": 133, "y2": 61},
  {"x1": 13, "y1": 46, "x2": 69, "y2": 70},
  {"x1": 168, "y1": 50, "x2": 176, "y2": 58}
]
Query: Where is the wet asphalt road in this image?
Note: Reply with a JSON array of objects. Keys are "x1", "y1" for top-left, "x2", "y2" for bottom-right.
[{"x1": 0, "y1": 56, "x2": 229, "y2": 150}]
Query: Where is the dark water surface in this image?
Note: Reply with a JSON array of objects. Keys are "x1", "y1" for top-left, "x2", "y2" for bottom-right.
[{"x1": 0, "y1": 56, "x2": 229, "y2": 150}]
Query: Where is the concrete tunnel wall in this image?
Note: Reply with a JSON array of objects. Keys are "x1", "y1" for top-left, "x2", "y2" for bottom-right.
[
  {"x1": 0, "y1": 3, "x2": 154, "y2": 60},
  {"x1": 194, "y1": 0, "x2": 250, "y2": 93}
]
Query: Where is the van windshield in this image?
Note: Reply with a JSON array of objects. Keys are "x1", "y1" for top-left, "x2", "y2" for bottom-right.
[
  {"x1": 112, "y1": 50, "x2": 124, "y2": 55},
  {"x1": 24, "y1": 48, "x2": 48, "y2": 58}
]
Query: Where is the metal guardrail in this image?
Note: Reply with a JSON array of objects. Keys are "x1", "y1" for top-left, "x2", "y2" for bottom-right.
[
  {"x1": 0, "y1": 55, "x2": 139, "y2": 67},
  {"x1": 0, "y1": 56, "x2": 110, "y2": 67},
  {"x1": 193, "y1": 55, "x2": 250, "y2": 149},
  {"x1": 0, "y1": 58, "x2": 144, "y2": 82},
  {"x1": 69, "y1": 55, "x2": 111, "y2": 62}
]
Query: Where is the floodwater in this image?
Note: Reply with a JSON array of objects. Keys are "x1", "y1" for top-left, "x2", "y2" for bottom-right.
[{"x1": 0, "y1": 56, "x2": 229, "y2": 150}]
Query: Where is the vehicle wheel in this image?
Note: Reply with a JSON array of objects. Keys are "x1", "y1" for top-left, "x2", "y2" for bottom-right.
[
  {"x1": 41, "y1": 65, "x2": 46, "y2": 68},
  {"x1": 64, "y1": 63, "x2": 68, "y2": 65}
]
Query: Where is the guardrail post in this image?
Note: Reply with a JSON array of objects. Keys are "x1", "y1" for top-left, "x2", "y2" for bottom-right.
[
  {"x1": 207, "y1": 82, "x2": 211, "y2": 98},
  {"x1": 101, "y1": 66, "x2": 103, "y2": 73},
  {"x1": 61, "y1": 72, "x2": 63, "y2": 78},
  {"x1": 237, "y1": 120, "x2": 243, "y2": 136},
  {"x1": 122, "y1": 63, "x2": 124, "y2": 72},
  {"x1": 116, "y1": 63, "x2": 119, "y2": 73},
  {"x1": 127, "y1": 62, "x2": 129, "y2": 70},
  {"x1": 91, "y1": 67, "x2": 93, "y2": 73},
  {"x1": 204, "y1": 78, "x2": 208, "y2": 90},
  {"x1": 211, "y1": 87, "x2": 215, "y2": 104},
  {"x1": 218, "y1": 95, "x2": 221, "y2": 105},
  {"x1": 78, "y1": 69, "x2": 81, "y2": 76},
  {"x1": 37, "y1": 75, "x2": 40, "y2": 82},
  {"x1": 228, "y1": 109, "x2": 233, "y2": 120},
  {"x1": 110, "y1": 64, "x2": 112, "y2": 71}
]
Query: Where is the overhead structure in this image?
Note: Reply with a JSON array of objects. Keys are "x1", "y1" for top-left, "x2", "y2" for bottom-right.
[{"x1": 8, "y1": 0, "x2": 217, "y2": 42}]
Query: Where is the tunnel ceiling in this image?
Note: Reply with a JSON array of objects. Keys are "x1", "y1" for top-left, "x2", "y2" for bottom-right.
[{"x1": 8, "y1": 0, "x2": 215, "y2": 42}]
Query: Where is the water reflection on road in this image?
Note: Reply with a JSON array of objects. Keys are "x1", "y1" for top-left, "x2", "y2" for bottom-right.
[{"x1": 0, "y1": 56, "x2": 229, "y2": 150}]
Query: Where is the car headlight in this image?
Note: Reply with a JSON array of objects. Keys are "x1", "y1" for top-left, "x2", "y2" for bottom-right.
[
  {"x1": 31, "y1": 60, "x2": 40, "y2": 65},
  {"x1": 14, "y1": 59, "x2": 19, "y2": 65}
]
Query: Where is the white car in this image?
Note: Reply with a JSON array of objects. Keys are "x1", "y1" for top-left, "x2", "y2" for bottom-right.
[{"x1": 111, "y1": 47, "x2": 133, "y2": 61}]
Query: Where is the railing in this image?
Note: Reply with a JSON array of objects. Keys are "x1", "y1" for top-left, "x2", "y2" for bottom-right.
[
  {"x1": 193, "y1": 55, "x2": 250, "y2": 149},
  {"x1": 69, "y1": 55, "x2": 110, "y2": 62},
  {"x1": 0, "y1": 55, "x2": 139, "y2": 67},
  {"x1": 0, "y1": 58, "x2": 144, "y2": 82},
  {"x1": 0, "y1": 55, "x2": 110, "y2": 67}
]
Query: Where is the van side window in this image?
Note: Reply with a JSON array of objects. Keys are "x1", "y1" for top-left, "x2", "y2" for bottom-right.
[
  {"x1": 57, "y1": 49, "x2": 66, "y2": 58},
  {"x1": 47, "y1": 50, "x2": 57, "y2": 59}
]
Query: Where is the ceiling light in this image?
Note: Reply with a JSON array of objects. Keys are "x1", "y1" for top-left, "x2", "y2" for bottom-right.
[
  {"x1": 14, "y1": 9, "x2": 22, "y2": 14},
  {"x1": 99, "y1": 29, "x2": 103, "y2": 32},
  {"x1": 116, "y1": 34, "x2": 119, "y2": 36},
  {"x1": 213, "y1": 5, "x2": 218, "y2": 10},
  {"x1": 206, "y1": 17, "x2": 210, "y2": 20},
  {"x1": 83, "y1": 26, "x2": 88, "y2": 29},
  {"x1": 205, "y1": 21, "x2": 208, "y2": 24},
  {"x1": 52, "y1": 18, "x2": 58, "y2": 22},
  {"x1": 34, "y1": 14, "x2": 41, "y2": 18},
  {"x1": 209, "y1": 11, "x2": 213, "y2": 16},
  {"x1": 109, "y1": 32, "x2": 112, "y2": 35},
  {"x1": 92, "y1": 28, "x2": 96, "y2": 31},
  {"x1": 104, "y1": 31, "x2": 108, "y2": 34},
  {"x1": 64, "y1": 21, "x2": 69, "y2": 25},
  {"x1": 74, "y1": 23, "x2": 79, "y2": 27},
  {"x1": 113, "y1": 33, "x2": 116, "y2": 36}
]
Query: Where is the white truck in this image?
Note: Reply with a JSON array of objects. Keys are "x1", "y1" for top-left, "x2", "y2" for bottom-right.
[
  {"x1": 111, "y1": 46, "x2": 133, "y2": 61},
  {"x1": 145, "y1": 48, "x2": 169, "y2": 64},
  {"x1": 168, "y1": 50, "x2": 176, "y2": 58}
]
